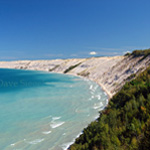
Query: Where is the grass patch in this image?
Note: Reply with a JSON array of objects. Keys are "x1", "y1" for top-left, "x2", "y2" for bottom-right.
[{"x1": 64, "y1": 62, "x2": 82, "y2": 73}]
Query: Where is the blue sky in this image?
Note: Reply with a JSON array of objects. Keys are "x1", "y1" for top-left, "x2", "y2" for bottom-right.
[{"x1": 0, "y1": 0, "x2": 150, "y2": 60}]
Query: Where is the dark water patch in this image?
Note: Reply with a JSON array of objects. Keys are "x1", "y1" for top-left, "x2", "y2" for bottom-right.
[{"x1": 0, "y1": 69, "x2": 73, "y2": 93}]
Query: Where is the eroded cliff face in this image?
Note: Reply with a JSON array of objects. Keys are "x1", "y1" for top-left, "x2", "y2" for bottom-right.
[
  {"x1": 96, "y1": 55, "x2": 150, "y2": 96},
  {"x1": 0, "y1": 54, "x2": 149, "y2": 98}
]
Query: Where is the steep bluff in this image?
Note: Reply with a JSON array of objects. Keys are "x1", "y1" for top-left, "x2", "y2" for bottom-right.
[{"x1": 0, "y1": 53, "x2": 150, "y2": 98}]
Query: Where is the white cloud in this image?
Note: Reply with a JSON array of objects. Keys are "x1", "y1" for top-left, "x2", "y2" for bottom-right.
[
  {"x1": 89, "y1": 51, "x2": 97, "y2": 55},
  {"x1": 123, "y1": 51, "x2": 131, "y2": 54}
]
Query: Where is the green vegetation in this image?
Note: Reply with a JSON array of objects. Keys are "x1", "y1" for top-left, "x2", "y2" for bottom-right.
[
  {"x1": 124, "y1": 48, "x2": 150, "y2": 58},
  {"x1": 48, "y1": 65, "x2": 59, "y2": 71},
  {"x1": 64, "y1": 62, "x2": 82, "y2": 73},
  {"x1": 131, "y1": 49, "x2": 150, "y2": 57},
  {"x1": 70, "y1": 65, "x2": 150, "y2": 150},
  {"x1": 77, "y1": 70, "x2": 90, "y2": 77},
  {"x1": 124, "y1": 52, "x2": 131, "y2": 56},
  {"x1": 126, "y1": 73, "x2": 136, "y2": 81}
]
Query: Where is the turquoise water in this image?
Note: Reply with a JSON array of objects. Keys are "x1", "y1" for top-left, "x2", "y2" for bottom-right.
[{"x1": 0, "y1": 69, "x2": 108, "y2": 150}]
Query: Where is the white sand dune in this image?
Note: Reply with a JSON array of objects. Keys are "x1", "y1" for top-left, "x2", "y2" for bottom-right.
[{"x1": 0, "y1": 55, "x2": 150, "y2": 99}]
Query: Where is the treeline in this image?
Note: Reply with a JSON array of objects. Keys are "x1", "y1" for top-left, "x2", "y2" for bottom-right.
[
  {"x1": 70, "y1": 65, "x2": 150, "y2": 150},
  {"x1": 125, "y1": 48, "x2": 150, "y2": 58},
  {"x1": 132, "y1": 48, "x2": 150, "y2": 57}
]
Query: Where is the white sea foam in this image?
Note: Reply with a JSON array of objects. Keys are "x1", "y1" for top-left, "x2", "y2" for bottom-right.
[
  {"x1": 10, "y1": 139, "x2": 25, "y2": 147},
  {"x1": 93, "y1": 102, "x2": 103, "y2": 109},
  {"x1": 42, "y1": 130, "x2": 51, "y2": 134},
  {"x1": 61, "y1": 132, "x2": 82, "y2": 150},
  {"x1": 91, "y1": 95, "x2": 94, "y2": 99},
  {"x1": 50, "y1": 122, "x2": 65, "y2": 128},
  {"x1": 93, "y1": 106, "x2": 101, "y2": 110},
  {"x1": 28, "y1": 139, "x2": 44, "y2": 145},
  {"x1": 10, "y1": 143, "x2": 15, "y2": 146},
  {"x1": 88, "y1": 95, "x2": 95, "y2": 101},
  {"x1": 52, "y1": 116, "x2": 61, "y2": 121},
  {"x1": 90, "y1": 85, "x2": 96, "y2": 93},
  {"x1": 106, "y1": 99, "x2": 109, "y2": 105},
  {"x1": 1, "y1": 69, "x2": 108, "y2": 150},
  {"x1": 89, "y1": 85, "x2": 93, "y2": 90},
  {"x1": 61, "y1": 142, "x2": 74, "y2": 150},
  {"x1": 95, "y1": 115, "x2": 100, "y2": 120},
  {"x1": 76, "y1": 132, "x2": 82, "y2": 138},
  {"x1": 96, "y1": 95, "x2": 101, "y2": 100}
]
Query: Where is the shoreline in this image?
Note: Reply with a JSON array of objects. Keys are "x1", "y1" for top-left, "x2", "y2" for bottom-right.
[
  {"x1": 0, "y1": 54, "x2": 150, "y2": 149},
  {"x1": 1, "y1": 55, "x2": 149, "y2": 149},
  {"x1": 0, "y1": 67, "x2": 109, "y2": 150},
  {"x1": 0, "y1": 56, "x2": 125, "y2": 99},
  {"x1": 65, "y1": 72, "x2": 111, "y2": 98}
]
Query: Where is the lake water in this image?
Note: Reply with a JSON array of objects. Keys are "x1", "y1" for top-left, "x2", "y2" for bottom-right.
[{"x1": 0, "y1": 69, "x2": 107, "y2": 150}]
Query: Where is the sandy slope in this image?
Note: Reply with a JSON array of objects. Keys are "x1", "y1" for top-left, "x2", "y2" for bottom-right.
[{"x1": 0, "y1": 55, "x2": 150, "y2": 98}]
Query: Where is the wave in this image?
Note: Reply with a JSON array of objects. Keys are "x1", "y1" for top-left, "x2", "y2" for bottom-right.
[
  {"x1": 88, "y1": 96, "x2": 94, "y2": 101},
  {"x1": 10, "y1": 143, "x2": 15, "y2": 146},
  {"x1": 106, "y1": 99, "x2": 109, "y2": 105},
  {"x1": 76, "y1": 132, "x2": 83, "y2": 138},
  {"x1": 61, "y1": 141, "x2": 74, "y2": 150},
  {"x1": 90, "y1": 85, "x2": 96, "y2": 93},
  {"x1": 61, "y1": 132, "x2": 83, "y2": 150},
  {"x1": 94, "y1": 114, "x2": 100, "y2": 120},
  {"x1": 52, "y1": 116, "x2": 61, "y2": 121},
  {"x1": 50, "y1": 122, "x2": 65, "y2": 129},
  {"x1": 42, "y1": 130, "x2": 51, "y2": 134},
  {"x1": 10, "y1": 139, "x2": 26, "y2": 147},
  {"x1": 63, "y1": 133, "x2": 66, "y2": 136},
  {"x1": 90, "y1": 84, "x2": 98, "y2": 92},
  {"x1": 28, "y1": 138, "x2": 44, "y2": 145},
  {"x1": 93, "y1": 102, "x2": 103, "y2": 109},
  {"x1": 89, "y1": 85, "x2": 93, "y2": 90},
  {"x1": 91, "y1": 95, "x2": 94, "y2": 99},
  {"x1": 93, "y1": 106, "x2": 101, "y2": 110}
]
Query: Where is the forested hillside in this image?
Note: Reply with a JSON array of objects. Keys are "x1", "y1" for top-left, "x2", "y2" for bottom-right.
[{"x1": 70, "y1": 63, "x2": 150, "y2": 150}]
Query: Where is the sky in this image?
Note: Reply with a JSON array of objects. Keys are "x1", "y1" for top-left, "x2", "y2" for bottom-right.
[{"x1": 0, "y1": 0, "x2": 150, "y2": 60}]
